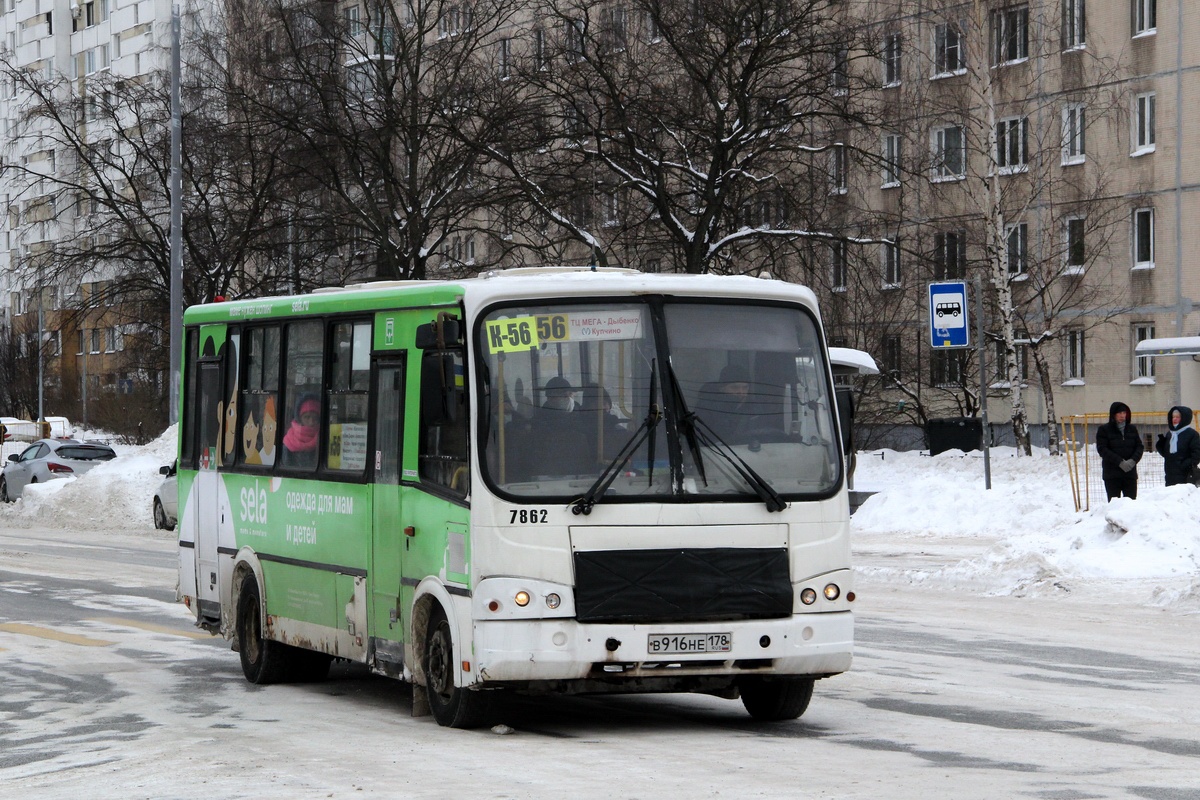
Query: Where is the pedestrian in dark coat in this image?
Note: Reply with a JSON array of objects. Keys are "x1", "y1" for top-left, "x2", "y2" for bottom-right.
[
  {"x1": 1095, "y1": 401, "x2": 1143, "y2": 500},
  {"x1": 1155, "y1": 405, "x2": 1200, "y2": 487}
]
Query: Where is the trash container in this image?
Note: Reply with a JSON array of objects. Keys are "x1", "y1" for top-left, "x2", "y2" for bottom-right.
[{"x1": 926, "y1": 417, "x2": 983, "y2": 456}]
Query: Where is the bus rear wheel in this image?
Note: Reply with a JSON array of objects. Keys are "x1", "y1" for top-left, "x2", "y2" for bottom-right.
[
  {"x1": 423, "y1": 605, "x2": 490, "y2": 728},
  {"x1": 739, "y1": 676, "x2": 815, "y2": 722},
  {"x1": 236, "y1": 573, "x2": 288, "y2": 685}
]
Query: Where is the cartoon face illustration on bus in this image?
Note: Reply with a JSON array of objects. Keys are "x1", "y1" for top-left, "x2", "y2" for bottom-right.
[
  {"x1": 242, "y1": 406, "x2": 262, "y2": 465},
  {"x1": 259, "y1": 396, "x2": 278, "y2": 467}
]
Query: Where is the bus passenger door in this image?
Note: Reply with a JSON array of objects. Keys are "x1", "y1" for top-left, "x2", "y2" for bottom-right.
[
  {"x1": 193, "y1": 361, "x2": 223, "y2": 622},
  {"x1": 369, "y1": 359, "x2": 406, "y2": 662}
]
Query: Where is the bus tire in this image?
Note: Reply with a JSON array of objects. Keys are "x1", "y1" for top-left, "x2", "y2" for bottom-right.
[
  {"x1": 739, "y1": 676, "x2": 815, "y2": 722},
  {"x1": 424, "y1": 604, "x2": 489, "y2": 728},
  {"x1": 236, "y1": 573, "x2": 288, "y2": 685}
]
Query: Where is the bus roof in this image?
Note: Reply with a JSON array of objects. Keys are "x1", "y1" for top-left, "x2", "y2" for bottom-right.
[{"x1": 182, "y1": 269, "x2": 821, "y2": 326}]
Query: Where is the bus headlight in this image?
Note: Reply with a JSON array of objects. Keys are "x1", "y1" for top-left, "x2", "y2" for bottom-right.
[
  {"x1": 823, "y1": 584, "x2": 840, "y2": 601},
  {"x1": 514, "y1": 591, "x2": 531, "y2": 607},
  {"x1": 545, "y1": 593, "x2": 561, "y2": 609},
  {"x1": 800, "y1": 588, "x2": 817, "y2": 605}
]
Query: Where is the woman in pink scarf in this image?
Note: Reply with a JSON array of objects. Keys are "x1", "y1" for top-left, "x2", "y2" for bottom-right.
[{"x1": 283, "y1": 398, "x2": 320, "y2": 462}]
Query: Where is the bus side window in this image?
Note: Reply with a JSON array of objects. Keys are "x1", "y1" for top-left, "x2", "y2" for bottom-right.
[
  {"x1": 280, "y1": 320, "x2": 325, "y2": 470},
  {"x1": 180, "y1": 328, "x2": 199, "y2": 467},
  {"x1": 221, "y1": 331, "x2": 240, "y2": 468},
  {"x1": 419, "y1": 350, "x2": 468, "y2": 496},
  {"x1": 326, "y1": 321, "x2": 371, "y2": 474},
  {"x1": 239, "y1": 326, "x2": 281, "y2": 467}
]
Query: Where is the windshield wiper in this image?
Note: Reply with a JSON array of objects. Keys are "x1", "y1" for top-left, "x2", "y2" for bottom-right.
[
  {"x1": 571, "y1": 364, "x2": 660, "y2": 516},
  {"x1": 666, "y1": 363, "x2": 708, "y2": 488},
  {"x1": 689, "y1": 418, "x2": 787, "y2": 512}
]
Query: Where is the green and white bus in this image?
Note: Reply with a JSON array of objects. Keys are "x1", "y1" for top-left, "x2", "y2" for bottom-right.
[{"x1": 177, "y1": 268, "x2": 855, "y2": 727}]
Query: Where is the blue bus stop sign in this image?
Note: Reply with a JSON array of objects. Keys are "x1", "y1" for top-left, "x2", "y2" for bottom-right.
[{"x1": 929, "y1": 281, "x2": 969, "y2": 348}]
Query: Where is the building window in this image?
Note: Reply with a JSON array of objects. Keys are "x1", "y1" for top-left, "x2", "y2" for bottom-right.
[
  {"x1": 934, "y1": 230, "x2": 966, "y2": 280},
  {"x1": 603, "y1": 190, "x2": 621, "y2": 226},
  {"x1": 1133, "y1": 92, "x2": 1155, "y2": 153},
  {"x1": 1133, "y1": 207, "x2": 1154, "y2": 269},
  {"x1": 829, "y1": 144, "x2": 847, "y2": 194},
  {"x1": 564, "y1": 17, "x2": 585, "y2": 62},
  {"x1": 882, "y1": 334, "x2": 901, "y2": 379},
  {"x1": 1064, "y1": 217, "x2": 1086, "y2": 273},
  {"x1": 831, "y1": 241, "x2": 847, "y2": 291},
  {"x1": 1133, "y1": 0, "x2": 1156, "y2": 36},
  {"x1": 1064, "y1": 0, "x2": 1086, "y2": 48},
  {"x1": 931, "y1": 350, "x2": 964, "y2": 387},
  {"x1": 882, "y1": 33, "x2": 901, "y2": 87},
  {"x1": 1065, "y1": 329, "x2": 1085, "y2": 379},
  {"x1": 90, "y1": 328, "x2": 101, "y2": 354},
  {"x1": 345, "y1": 5, "x2": 362, "y2": 37},
  {"x1": 882, "y1": 240, "x2": 901, "y2": 287},
  {"x1": 989, "y1": 6, "x2": 1029, "y2": 65},
  {"x1": 600, "y1": 6, "x2": 627, "y2": 52},
  {"x1": 934, "y1": 22, "x2": 964, "y2": 75},
  {"x1": 534, "y1": 27, "x2": 548, "y2": 71},
  {"x1": 831, "y1": 47, "x2": 849, "y2": 94},
  {"x1": 497, "y1": 37, "x2": 511, "y2": 78},
  {"x1": 882, "y1": 133, "x2": 901, "y2": 187},
  {"x1": 1006, "y1": 222, "x2": 1028, "y2": 276},
  {"x1": 995, "y1": 116, "x2": 1028, "y2": 171},
  {"x1": 1134, "y1": 323, "x2": 1155, "y2": 379},
  {"x1": 995, "y1": 342, "x2": 1029, "y2": 382},
  {"x1": 932, "y1": 125, "x2": 965, "y2": 180},
  {"x1": 1062, "y1": 104, "x2": 1086, "y2": 164}
]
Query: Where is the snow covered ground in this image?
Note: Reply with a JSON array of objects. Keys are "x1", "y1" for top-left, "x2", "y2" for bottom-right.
[
  {"x1": 852, "y1": 446, "x2": 1200, "y2": 613},
  {"x1": 3, "y1": 429, "x2": 1198, "y2": 614}
]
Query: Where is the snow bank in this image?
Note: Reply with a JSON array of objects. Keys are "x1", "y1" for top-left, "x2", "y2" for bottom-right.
[
  {"x1": 853, "y1": 447, "x2": 1200, "y2": 611},
  {"x1": 0, "y1": 426, "x2": 177, "y2": 532}
]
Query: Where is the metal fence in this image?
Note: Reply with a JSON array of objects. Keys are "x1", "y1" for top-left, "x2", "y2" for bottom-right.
[{"x1": 1061, "y1": 412, "x2": 1198, "y2": 511}]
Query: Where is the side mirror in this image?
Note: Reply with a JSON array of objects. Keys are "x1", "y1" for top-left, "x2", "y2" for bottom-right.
[
  {"x1": 415, "y1": 313, "x2": 463, "y2": 350},
  {"x1": 160, "y1": 465, "x2": 171, "y2": 475},
  {"x1": 7, "y1": 454, "x2": 19, "y2": 463},
  {"x1": 421, "y1": 353, "x2": 461, "y2": 426},
  {"x1": 835, "y1": 387, "x2": 855, "y2": 455}
]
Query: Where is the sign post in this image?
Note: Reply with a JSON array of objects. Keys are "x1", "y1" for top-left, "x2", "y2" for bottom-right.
[{"x1": 928, "y1": 280, "x2": 991, "y2": 489}]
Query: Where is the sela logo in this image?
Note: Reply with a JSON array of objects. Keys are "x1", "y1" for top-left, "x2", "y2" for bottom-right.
[{"x1": 240, "y1": 480, "x2": 268, "y2": 525}]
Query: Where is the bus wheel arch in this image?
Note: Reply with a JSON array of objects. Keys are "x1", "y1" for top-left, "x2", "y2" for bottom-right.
[{"x1": 411, "y1": 585, "x2": 489, "y2": 728}]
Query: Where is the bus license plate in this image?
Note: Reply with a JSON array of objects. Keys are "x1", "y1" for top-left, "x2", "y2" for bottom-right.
[{"x1": 647, "y1": 633, "x2": 732, "y2": 655}]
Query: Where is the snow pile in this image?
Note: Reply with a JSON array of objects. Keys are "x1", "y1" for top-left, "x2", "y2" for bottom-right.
[
  {"x1": 853, "y1": 447, "x2": 1200, "y2": 611},
  {"x1": 0, "y1": 427, "x2": 177, "y2": 532}
]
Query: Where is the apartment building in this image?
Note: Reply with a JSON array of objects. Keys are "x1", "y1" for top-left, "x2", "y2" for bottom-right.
[
  {"x1": 838, "y1": 0, "x2": 1199, "y2": 439},
  {"x1": 0, "y1": 0, "x2": 178, "y2": 423}
]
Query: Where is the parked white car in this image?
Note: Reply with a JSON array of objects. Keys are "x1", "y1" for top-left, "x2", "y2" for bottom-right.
[
  {"x1": 0, "y1": 439, "x2": 117, "y2": 501},
  {"x1": 153, "y1": 463, "x2": 178, "y2": 531}
]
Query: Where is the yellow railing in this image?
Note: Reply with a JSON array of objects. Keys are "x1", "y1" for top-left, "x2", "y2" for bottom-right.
[{"x1": 1061, "y1": 412, "x2": 1198, "y2": 511}]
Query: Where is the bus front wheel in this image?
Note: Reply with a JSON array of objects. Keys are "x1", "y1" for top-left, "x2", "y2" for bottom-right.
[
  {"x1": 423, "y1": 605, "x2": 490, "y2": 728},
  {"x1": 739, "y1": 676, "x2": 815, "y2": 722},
  {"x1": 236, "y1": 573, "x2": 288, "y2": 685}
]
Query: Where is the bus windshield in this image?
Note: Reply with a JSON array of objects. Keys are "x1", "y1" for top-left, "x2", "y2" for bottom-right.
[{"x1": 477, "y1": 299, "x2": 840, "y2": 503}]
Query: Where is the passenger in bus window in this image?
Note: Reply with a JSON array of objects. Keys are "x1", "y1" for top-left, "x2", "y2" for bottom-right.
[
  {"x1": 542, "y1": 376, "x2": 577, "y2": 412},
  {"x1": 535, "y1": 377, "x2": 591, "y2": 474},
  {"x1": 697, "y1": 366, "x2": 751, "y2": 443},
  {"x1": 283, "y1": 397, "x2": 321, "y2": 466},
  {"x1": 580, "y1": 383, "x2": 626, "y2": 459}
]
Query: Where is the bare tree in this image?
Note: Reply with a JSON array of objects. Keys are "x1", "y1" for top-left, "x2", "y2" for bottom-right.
[{"x1": 492, "y1": 0, "x2": 878, "y2": 274}]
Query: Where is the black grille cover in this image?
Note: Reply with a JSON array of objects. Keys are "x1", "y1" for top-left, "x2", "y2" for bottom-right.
[{"x1": 573, "y1": 547, "x2": 792, "y2": 623}]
